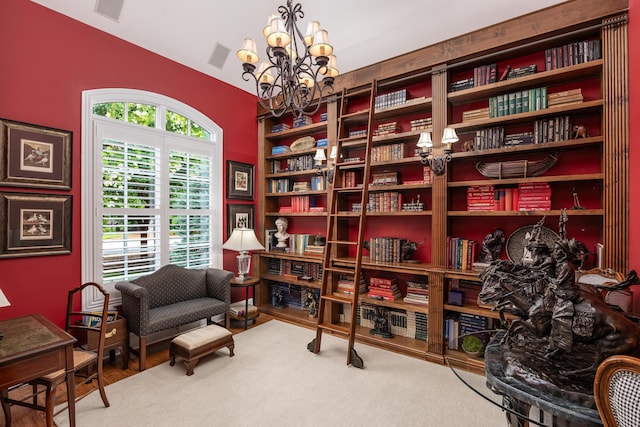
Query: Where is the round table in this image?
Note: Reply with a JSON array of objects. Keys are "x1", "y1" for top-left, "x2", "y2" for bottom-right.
[{"x1": 228, "y1": 276, "x2": 260, "y2": 330}]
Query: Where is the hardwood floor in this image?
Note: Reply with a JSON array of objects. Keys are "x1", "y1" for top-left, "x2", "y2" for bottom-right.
[{"x1": 2, "y1": 314, "x2": 274, "y2": 427}]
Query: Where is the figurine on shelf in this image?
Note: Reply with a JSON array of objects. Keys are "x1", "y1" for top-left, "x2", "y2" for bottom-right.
[
  {"x1": 571, "y1": 186, "x2": 585, "y2": 210},
  {"x1": 478, "y1": 228, "x2": 506, "y2": 263},
  {"x1": 572, "y1": 124, "x2": 588, "y2": 139},
  {"x1": 273, "y1": 287, "x2": 286, "y2": 309},
  {"x1": 274, "y1": 217, "x2": 290, "y2": 250},
  {"x1": 370, "y1": 307, "x2": 393, "y2": 338},
  {"x1": 304, "y1": 289, "x2": 318, "y2": 318}
]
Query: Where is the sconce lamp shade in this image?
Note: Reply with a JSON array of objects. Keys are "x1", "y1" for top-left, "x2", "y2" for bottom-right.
[
  {"x1": 314, "y1": 148, "x2": 327, "y2": 162},
  {"x1": 329, "y1": 146, "x2": 338, "y2": 159},
  {"x1": 417, "y1": 132, "x2": 433, "y2": 148},
  {"x1": 441, "y1": 127, "x2": 459, "y2": 144},
  {"x1": 223, "y1": 228, "x2": 264, "y2": 281}
]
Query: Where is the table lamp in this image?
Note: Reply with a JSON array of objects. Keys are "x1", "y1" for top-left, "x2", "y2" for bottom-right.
[
  {"x1": 0, "y1": 288, "x2": 11, "y2": 340},
  {"x1": 222, "y1": 228, "x2": 265, "y2": 282}
]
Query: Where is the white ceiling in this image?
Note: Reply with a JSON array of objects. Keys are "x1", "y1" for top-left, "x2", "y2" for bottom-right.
[{"x1": 32, "y1": 0, "x2": 568, "y2": 94}]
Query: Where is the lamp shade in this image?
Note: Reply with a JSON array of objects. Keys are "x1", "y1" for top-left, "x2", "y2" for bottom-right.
[
  {"x1": 263, "y1": 13, "x2": 279, "y2": 38},
  {"x1": 324, "y1": 55, "x2": 339, "y2": 78},
  {"x1": 304, "y1": 20, "x2": 321, "y2": 46},
  {"x1": 329, "y1": 146, "x2": 338, "y2": 159},
  {"x1": 266, "y1": 18, "x2": 291, "y2": 48},
  {"x1": 222, "y1": 228, "x2": 265, "y2": 252},
  {"x1": 441, "y1": 127, "x2": 459, "y2": 144},
  {"x1": 314, "y1": 148, "x2": 327, "y2": 162},
  {"x1": 309, "y1": 29, "x2": 333, "y2": 57},
  {"x1": 417, "y1": 132, "x2": 433, "y2": 148},
  {"x1": 0, "y1": 289, "x2": 10, "y2": 308},
  {"x1": 237, "y1": 38, "x2": 259, "y2": 64}
]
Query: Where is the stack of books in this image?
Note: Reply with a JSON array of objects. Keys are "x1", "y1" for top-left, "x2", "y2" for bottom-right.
[
  {"x1": 229, "y1": 300, "x2": 258, "y2": 317},
  {"x1": 271, "y1": 145, "x2": 292, "y2": 155},
  {"x1": 518, "y1": 182, "x2": 551, "y2": 211},
  {"x1": 336, "y1": 274, "x2": 367, "y2": 295},
  {"x1": 367, "y1": 277, "x2": 402, "y2": 301},
  {"x1": 403, "y1": 280, "x2": 429, "y2": 305},
  {"x1": 293, "y1": 116, "x2": 313, "y2": 128},
  {"x1": 271, "y1": 123, "x2": 290, "y2": 133},
  {"x1": 547, "y1": 88, "x2": 583, "y2": 107},
  {"x1": 463, "y1": 107, "x2": 490, "y2": 122},
  {"x1": 410, "y1": 117, "x2": 432, "y2": 131},
  {"x1": 372, "y1": 122, "x2": 399, "y2": 136}
]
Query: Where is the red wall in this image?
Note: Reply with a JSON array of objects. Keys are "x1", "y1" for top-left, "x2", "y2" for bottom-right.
[
  {"x1": 0, "y1": 0, "x2": 258, "y2": 326},
  {"x1": 0, "y1": 1, "x2": 638, "y2": 325}
]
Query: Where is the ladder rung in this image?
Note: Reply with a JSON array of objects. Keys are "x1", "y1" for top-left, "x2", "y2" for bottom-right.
[
  {"x1": 322, "y1": 293, "x2": 354, "y2": 304},
  {"x1": 323, "y1": 266, "x2": 355, "y2": 275},
  {"x1": 317, "y1": 323, "x2": 351, "y2": 336},
  {"x1": 327, "y1": 240, "x2": 358, "y2": 246}
]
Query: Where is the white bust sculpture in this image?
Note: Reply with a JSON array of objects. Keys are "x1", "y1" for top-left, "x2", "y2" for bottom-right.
[{"x1": 274, "y1": 217, "x2": 290, "y2": 249}]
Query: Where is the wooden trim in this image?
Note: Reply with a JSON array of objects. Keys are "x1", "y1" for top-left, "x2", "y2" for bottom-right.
[
  {"x1": 602, "y1": 14, "x2": 630, "y2": 272},
  {"x1": 333, "y1": 0, "x2": 628, "y2": 92}
]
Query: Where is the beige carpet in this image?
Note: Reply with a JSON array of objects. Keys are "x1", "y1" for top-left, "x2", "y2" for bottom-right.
[{"x1": 55, "y1": 320, "x2": 506, "y2": 426}]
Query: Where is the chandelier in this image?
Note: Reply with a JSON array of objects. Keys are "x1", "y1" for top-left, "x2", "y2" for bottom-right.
[{"x1": 236, "y1": 1, "x2": 338, "y2": 118}]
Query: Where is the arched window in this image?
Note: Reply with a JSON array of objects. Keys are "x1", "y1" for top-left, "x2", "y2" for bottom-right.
[{"x1": 81, "y1": 89, "x2": 223, "y2": 310}]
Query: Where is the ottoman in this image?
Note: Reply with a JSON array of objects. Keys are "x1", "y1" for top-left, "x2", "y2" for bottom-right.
[{"x1": 169, "y1": 324, "x2": 235, "y2": 375}]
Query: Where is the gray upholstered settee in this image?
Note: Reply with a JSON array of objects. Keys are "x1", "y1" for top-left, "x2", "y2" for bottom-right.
[{"x1": 115, "y1": 264, "x2": 233, "y2": 371}]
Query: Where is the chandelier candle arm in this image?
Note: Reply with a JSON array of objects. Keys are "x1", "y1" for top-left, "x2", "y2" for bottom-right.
[{"x1": 237, "y1": 0, "x2": 338, "y2": 118}]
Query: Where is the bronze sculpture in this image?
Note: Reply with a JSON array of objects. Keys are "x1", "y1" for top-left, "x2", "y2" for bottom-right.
[{"x1": 478, "y1": 216, "x2": 640, "y2": 408}]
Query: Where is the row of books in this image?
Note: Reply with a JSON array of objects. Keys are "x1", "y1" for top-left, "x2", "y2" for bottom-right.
[
  {"x1": 352, "y1": 191, "x2": 403, "y2": 213},
  {"x1": 368, "y1": 237, "x2": 409, "y2": 263},
  {"x1": 545, "y1": 39, "x2": 602, "y2": 71},
  {"x1": 488, "y1": 86, "x2": 548, "y2": 118},
  {"x1": 470, "y1": 114, "x2": 573, "y2": 150},
  {"x1": 340, "y1": 170, "x2": 360, "y2": 188},
  {"x1": 274, "y1": 154, "x2": 316, "y2": 173},
  {"x1": 505, "y1": 64, "x2": 537, "y2": 80},
  {"x1": 446, "y1": 237, "x2": 478, "y2": 271},
  {"x1": 534, "y1": 115, "x2": 572, "y2": 143},
  {"x1": 270, "y1": 283, "x2": 319, "y2": 311},
  {"x1": 267, "y1": 258, "x2": 322, "y2": 281},
  {"x1": 268, "y1": 175, "x2": 327, "y2": 193},
  {"x1": 466, "y1": 183, "x2": 552, "y2": 212},
  {"x1": 371, "y1": 142, "x2": 405, "y2": 162},
  {"x1": 410, "y1": 117, "x2": 432, "y2": 131},
  {"x1": 445, "y1": 312, "x2": 491, "y2": 350},
  {"x1": 374, "y1": 88, "x2": 407, "y2": 111}
]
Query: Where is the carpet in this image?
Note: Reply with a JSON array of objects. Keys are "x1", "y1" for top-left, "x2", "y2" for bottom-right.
[{"x1": 54, "y1": 320, "x2": 506, "y2": 426}]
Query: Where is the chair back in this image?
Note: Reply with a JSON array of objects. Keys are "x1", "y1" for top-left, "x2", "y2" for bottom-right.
[
  {"x1": 594, "y1": 354, "x2": 640, "y2": 427},
  {"x1": 65, "y1": 282, "x2": 110, "y2": 363}
]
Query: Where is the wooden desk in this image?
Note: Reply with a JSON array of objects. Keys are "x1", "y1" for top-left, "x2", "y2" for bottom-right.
[{"x1": 0, "y1": 314, "x2": 77, "y2": 427}]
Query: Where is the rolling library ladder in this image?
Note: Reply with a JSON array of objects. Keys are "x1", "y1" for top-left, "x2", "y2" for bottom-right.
[{"x1": 307, "y1": 81, "x2": 377, "y2": 368}]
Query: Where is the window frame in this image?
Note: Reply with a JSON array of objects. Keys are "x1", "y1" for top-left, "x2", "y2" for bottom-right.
[{"x1": 81, "y1": 89, "x2": 224, "y2": 311}]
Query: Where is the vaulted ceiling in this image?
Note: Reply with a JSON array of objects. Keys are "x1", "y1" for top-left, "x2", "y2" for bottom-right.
[{"x1": 32, "y1": 0, "x2": 568, "y2": 94}]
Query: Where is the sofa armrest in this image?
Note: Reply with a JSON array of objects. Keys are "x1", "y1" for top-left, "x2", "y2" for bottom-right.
[
  {"x1": 115, "y1": 281, "x2": 149, "y2": 336},
  {"x1": 205, "y1": 268, "x2": 233, "y2": 306}
]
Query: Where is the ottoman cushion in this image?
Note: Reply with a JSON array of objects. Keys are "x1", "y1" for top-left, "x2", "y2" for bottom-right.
[{"x1": 170, "y1": 324, "x2": 234, "y2": 375}]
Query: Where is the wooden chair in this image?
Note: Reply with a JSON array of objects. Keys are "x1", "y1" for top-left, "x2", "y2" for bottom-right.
[
  {"x1": 1, "y1": 282, "x2": 111, "y2": 424},
  {"x1": 594, "y1": 354, "x2": 640, "y2": 427}
]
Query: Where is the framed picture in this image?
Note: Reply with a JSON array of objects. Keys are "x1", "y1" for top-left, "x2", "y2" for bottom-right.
[
  {"x1": 265, "y1": 228, "x2": 277, "y2": 252},
  {"x1": 226, "y1": 160, "x2": 254, "y2": 200},
  {"x1": 0, "y1": 118, "x2": 72, "y2": 189},
  {"x1": 227, "y1": 204, "x2": 255, "y2": 238},
  {"x1": 0, "y1": 192, "x2": 72, "y2": 258}
]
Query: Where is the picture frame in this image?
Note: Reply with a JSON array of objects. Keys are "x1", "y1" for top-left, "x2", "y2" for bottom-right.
[
  {"x1": 0, "y1": 192, "x2": 72, "y2": 258},
  {"x1": 265, "y1": 228, "x2": 277, "y2": 252},
  {"x1": 226, "y1": 160, "x2": 254, "y2": 200},
  {"x1": 0, "y1": 118, "x2": 72, "y2": 189},
  {"x1": 227, "y1": 204, "x2": 255, "y2": 238}
]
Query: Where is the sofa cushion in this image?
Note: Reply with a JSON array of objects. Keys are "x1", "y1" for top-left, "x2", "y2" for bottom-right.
[
  {"x1": 146, "y1": 298, "x2": 227, "y2": 335},
  {"x1": 133, "y1": 264, "x2": 208, "y2": 309}
]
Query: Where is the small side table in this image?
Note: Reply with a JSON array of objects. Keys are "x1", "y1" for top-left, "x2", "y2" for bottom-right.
[
  {"x1": 228, "y1": 276, "x2": 260, "y2": 330},
  {"x1": 87, "y1": 316, "x2": 129, "y2": 369}
]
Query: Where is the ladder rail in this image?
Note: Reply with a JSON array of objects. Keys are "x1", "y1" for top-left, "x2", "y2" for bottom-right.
[{"x1": 309, "y1": 80, "x2": 378, "y2": 368}]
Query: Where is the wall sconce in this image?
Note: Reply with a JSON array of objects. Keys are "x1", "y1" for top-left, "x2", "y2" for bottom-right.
[
  {"x1": 314, "y1": 148, "x2": 327, "y2": 175},
  {"x1": 416, "y1": 128, "x2": 459, "y2": 176},
  {"x1": 222, "y1": 228, "x2": 265, "y2": 282}
]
